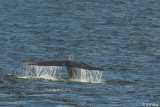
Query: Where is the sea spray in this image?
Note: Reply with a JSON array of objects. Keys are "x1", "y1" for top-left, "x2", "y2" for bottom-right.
[
  {"x1": 69, "y1": 68, "x2": 103, "y2": 83},
  {"x1": 20, "y1": 64, "x2": 62, "y2": 80}
]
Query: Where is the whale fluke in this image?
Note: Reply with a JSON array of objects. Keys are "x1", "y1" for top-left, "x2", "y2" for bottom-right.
[{"x1": 21, "y1": 60, "x2": 104, "y2": 78}]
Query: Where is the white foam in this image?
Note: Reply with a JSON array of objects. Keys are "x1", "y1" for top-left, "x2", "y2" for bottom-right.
[{"x1": 44, "y1": 89, "x2": 62, "y2": 92}]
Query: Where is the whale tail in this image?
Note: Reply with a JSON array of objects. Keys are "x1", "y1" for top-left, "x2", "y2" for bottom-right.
[{"x1": 21, "y1": 60, "x2": 104, "y2": 79}]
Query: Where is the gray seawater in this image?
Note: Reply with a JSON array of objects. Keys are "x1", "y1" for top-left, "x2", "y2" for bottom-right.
[{"x1": 0, "y1": 0, "x2": 160, "y2": 106}]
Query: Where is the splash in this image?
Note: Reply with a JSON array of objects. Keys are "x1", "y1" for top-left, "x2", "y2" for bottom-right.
[
  {"x1": 69, "y1": 68, "x2": 103, "y2": 83},
  {"x1": 20, "y1": 65, "x2": 62, "y2": 80}
]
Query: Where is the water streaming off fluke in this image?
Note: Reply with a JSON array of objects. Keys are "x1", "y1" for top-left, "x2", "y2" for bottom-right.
[
  {"x1": 20, "y1": 65, "x2": 62, "y2": 80},
  {"x1": 69, "y1": 68, "x2": 103, "y2": 83},
  {"x1": 20, "y1": 65, "x2": 103, "y2": 83}
]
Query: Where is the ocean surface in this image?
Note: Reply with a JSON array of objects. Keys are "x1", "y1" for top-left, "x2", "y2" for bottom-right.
[{"x1": 0, "y1": 0, "x2": 160, "y2": 106}]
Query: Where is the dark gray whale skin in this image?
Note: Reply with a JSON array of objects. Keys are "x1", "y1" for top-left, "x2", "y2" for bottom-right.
[
  {"x1": 21, "y1": 60, "x2": 104, "y2": 71},
  {"x1": 22, "y1": 60, "x2": 104, "y2": 78}
]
